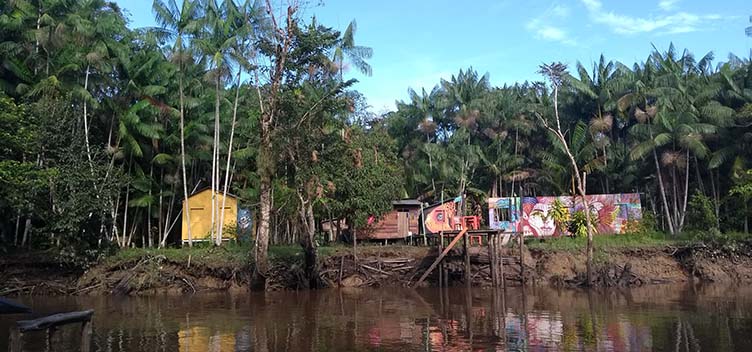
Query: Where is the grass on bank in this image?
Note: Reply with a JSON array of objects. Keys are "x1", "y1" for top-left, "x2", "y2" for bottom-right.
[
  {"x1": 525, "y1": 230, "x2": 752, "y2": 252},
  {"x1": 101, "y1": 230, "x2": 752, "y2": 267},
  {"x1": 104, "y1": 241, "x2": 431, "y2": 267}
]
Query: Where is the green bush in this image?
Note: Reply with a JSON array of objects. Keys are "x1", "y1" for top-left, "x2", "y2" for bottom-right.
[{"x1": 686, "y1": 192, "x2": 718, "y2": 231}]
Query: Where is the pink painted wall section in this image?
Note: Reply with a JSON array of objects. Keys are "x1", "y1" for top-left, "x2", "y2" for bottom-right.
[{"x1": 488, "y1": 193, "x2": 642, "y2": 237}]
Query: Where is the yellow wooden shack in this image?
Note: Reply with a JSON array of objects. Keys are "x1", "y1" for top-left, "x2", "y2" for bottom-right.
[{"x1": 181, "y1": 188, "x2": 238, "y2": 244}]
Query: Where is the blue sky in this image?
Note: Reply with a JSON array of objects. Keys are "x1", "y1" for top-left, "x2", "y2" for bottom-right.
[{"x1": 118, "y1": 0, "x2": 751, "y2": 113}]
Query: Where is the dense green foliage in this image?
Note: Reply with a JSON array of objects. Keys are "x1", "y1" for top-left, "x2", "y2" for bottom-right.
[
  {"x1": 1, "y1": 0, "x2": 751, "y2": 264},
  {"x1": 386, "y1": 50, "x2": 752, "y2": 235},
  {"x1": 0, "y1": 0, "x2": 399, "y2": 259}
]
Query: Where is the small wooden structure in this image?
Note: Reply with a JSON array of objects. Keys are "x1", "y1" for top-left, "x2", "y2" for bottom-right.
[
  {"x1": 363, "y1": 199, "x2": 422, "y2": 240},
  {"x1": 181, "y1": 188, "x2": 239, "y2": 244}
]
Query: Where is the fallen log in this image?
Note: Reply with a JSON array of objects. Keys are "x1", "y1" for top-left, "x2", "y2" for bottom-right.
[{"x1": 16, "y1": 309, "x2": 94, "y2": 332}]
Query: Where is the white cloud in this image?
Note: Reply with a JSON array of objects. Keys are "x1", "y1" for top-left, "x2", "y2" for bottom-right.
[
  {"x1": 659, "y1": 0, "x2": 679, "y2": 11},
  {"x1": 580, "y1": 0, "x2": 724, "y2": 35},
  {"x1": 526, "y1": 4, "x2": 577, "y2": 46},
  {"x1": 538, "y1": 26, "x2": 568, "y2": 41},
  {"x1": 550, "y1": 4, "x2": 570, "y2": 18}
]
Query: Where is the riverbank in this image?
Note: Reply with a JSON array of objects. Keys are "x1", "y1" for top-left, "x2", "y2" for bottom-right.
[{"x1": 2, "y1": 233, "x2": 752, "y2": 295}]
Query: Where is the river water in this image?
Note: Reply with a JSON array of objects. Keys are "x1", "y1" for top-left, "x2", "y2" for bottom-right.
[{"x1": 2, "y1": 284, "x2": 752, "y2": 351}]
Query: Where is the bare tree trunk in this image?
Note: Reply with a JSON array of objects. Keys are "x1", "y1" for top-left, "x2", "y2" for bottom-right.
[
  {"x1": 179, "y1": 76, "x2": 193, "y2": 247},
  {"x1": 253, "y1": 165, "x2": 272, "y2": 290},
  {"x1": 299, "y1": 195, "x2": 318, "y2": 288},
  {"x1": 538, "y1": 75, "x2": 594, "y2": 285},
  {"x1": 251, "y1": 1, "x2": 297, "y2": 291}
]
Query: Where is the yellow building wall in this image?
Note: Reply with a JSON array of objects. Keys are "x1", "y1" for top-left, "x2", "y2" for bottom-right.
[{"x1": 182, "y1": 189, "x2": 238, "y2": 243}]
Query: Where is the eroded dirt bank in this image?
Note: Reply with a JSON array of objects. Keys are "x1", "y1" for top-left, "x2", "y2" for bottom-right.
[{"x1": 2, "y1": 242, "x2": 752, "y2": 295}]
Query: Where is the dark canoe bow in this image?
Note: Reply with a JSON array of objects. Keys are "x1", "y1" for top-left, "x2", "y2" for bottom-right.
[{"x1": 0, "y1": 297, "x2": 31, "y2": 314}]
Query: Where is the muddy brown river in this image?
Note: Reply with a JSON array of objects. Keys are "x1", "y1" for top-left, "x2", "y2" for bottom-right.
[{"x1": 2, "y1": 285, "x2": 752, "y2": 351}]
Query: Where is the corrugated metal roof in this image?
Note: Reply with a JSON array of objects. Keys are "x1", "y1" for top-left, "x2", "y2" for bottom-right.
[{"x1": 391, "y1": 199, "x2": 422, "y2": 206}]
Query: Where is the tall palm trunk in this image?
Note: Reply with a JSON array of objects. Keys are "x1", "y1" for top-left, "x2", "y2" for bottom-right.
[
  {"x1": 678, "y1": 150, "x2": 690, "y2": 232},
  {"x1": 82, "y1": 65, "x2": 94, "y2": 172},
  {"x1": 218, "y1": 70, "x2": 242, "y2": 245},
  {"x1": 179, "y1": 74, "x2": 193, "y2": 247},
  {"x1": 211, "y1": 69, "x2": 221, "y2": 244},
  {"x1": 147, "y1": 165, "x2": 154, "y2": 248},
  {"x1": 21, "y1": 218, "x2": 32, "y2": 249},
  {"x1": 122, "y1": 179, "x2": 131, "y2": 248},
  {"x1": 648, "y1": 119, "x2": 675, "y2": 234}
]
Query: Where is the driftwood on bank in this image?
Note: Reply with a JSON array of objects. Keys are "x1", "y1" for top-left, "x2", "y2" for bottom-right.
[{"x1": 320, "y1": 255, "x2": 419, "y2": 287}]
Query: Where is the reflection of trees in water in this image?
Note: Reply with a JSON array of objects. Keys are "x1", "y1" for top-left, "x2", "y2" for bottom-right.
[{"x1": 10, "y1": 285, "x2": 752, "y2": 351}]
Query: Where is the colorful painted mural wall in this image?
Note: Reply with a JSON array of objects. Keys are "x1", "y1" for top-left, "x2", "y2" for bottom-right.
[
  {"x1": 424, "y1": 200, "x2": 459, "y2": 233},
  {"x1": 488, "y1": 193, "x2": 642, "y2": 237}
]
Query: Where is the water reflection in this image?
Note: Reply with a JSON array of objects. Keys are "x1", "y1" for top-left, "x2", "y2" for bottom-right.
[{"x1": 2, "y1": 284, "x2": 752, "y2": 351}]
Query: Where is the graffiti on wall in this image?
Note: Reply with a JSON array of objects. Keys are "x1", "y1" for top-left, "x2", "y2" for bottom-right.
[
  {"x1": 424, "y1": 200, "x2": 458, "y2": 233},
  {"x1": 237, "y1": 208, "x2": 253, "y2": 240},
  {"x1": 488, "y1": 193, "x2": 642, "y2": 236}
]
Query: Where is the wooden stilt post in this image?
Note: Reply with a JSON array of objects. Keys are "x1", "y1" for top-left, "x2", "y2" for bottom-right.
[
  {"x1": 415, "y1": 229, "x2": 468, "y2": 286},
  {"x1": 519, "y1": 232, "x2": 524, "y2": 284},
  {"x1": 47, "y1": 326, "x2": 56, "y2": 350},
  {"x1": 500, "y1": 234, "x2": 506, "y2": 289},
  {"x1": 9, "y1": 328, "x2": 22, "y2": 352},
  {"x1": 464, "y1": 230, "x2": 471, "y2": 286},
  {"x1": 438, "y1": 232, "x2": 444, "y2": 288},
  {"x1": 81, "y1": 320, "x2": 92, "y2": 352},
  {"x1": 489, "y1": 232, "x2": 497, "y2": 287}
]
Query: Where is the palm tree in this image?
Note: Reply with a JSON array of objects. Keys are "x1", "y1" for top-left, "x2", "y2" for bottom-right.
[
  {"x1": 152, "y1": 0, "x2": 200, "y2": 246},
  {"x1": 333, "y1": 19, "x2": 372, "y2": 79},
  {"x1": 218, "y1": 0, "x2": 256, "y2": 245},
  {"x1": 566, "y1": 55, "x2": 632, "y2": 192}
]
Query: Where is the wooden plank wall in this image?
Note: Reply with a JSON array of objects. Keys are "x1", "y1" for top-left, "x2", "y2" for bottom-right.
[{"x1": 367, "y1": 209, "x2": 420, "y2": 240}]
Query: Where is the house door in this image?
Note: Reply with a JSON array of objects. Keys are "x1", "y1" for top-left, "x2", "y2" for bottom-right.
[{"x1": 397, "y1": 211, "x2": 409, "y2": 237}]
